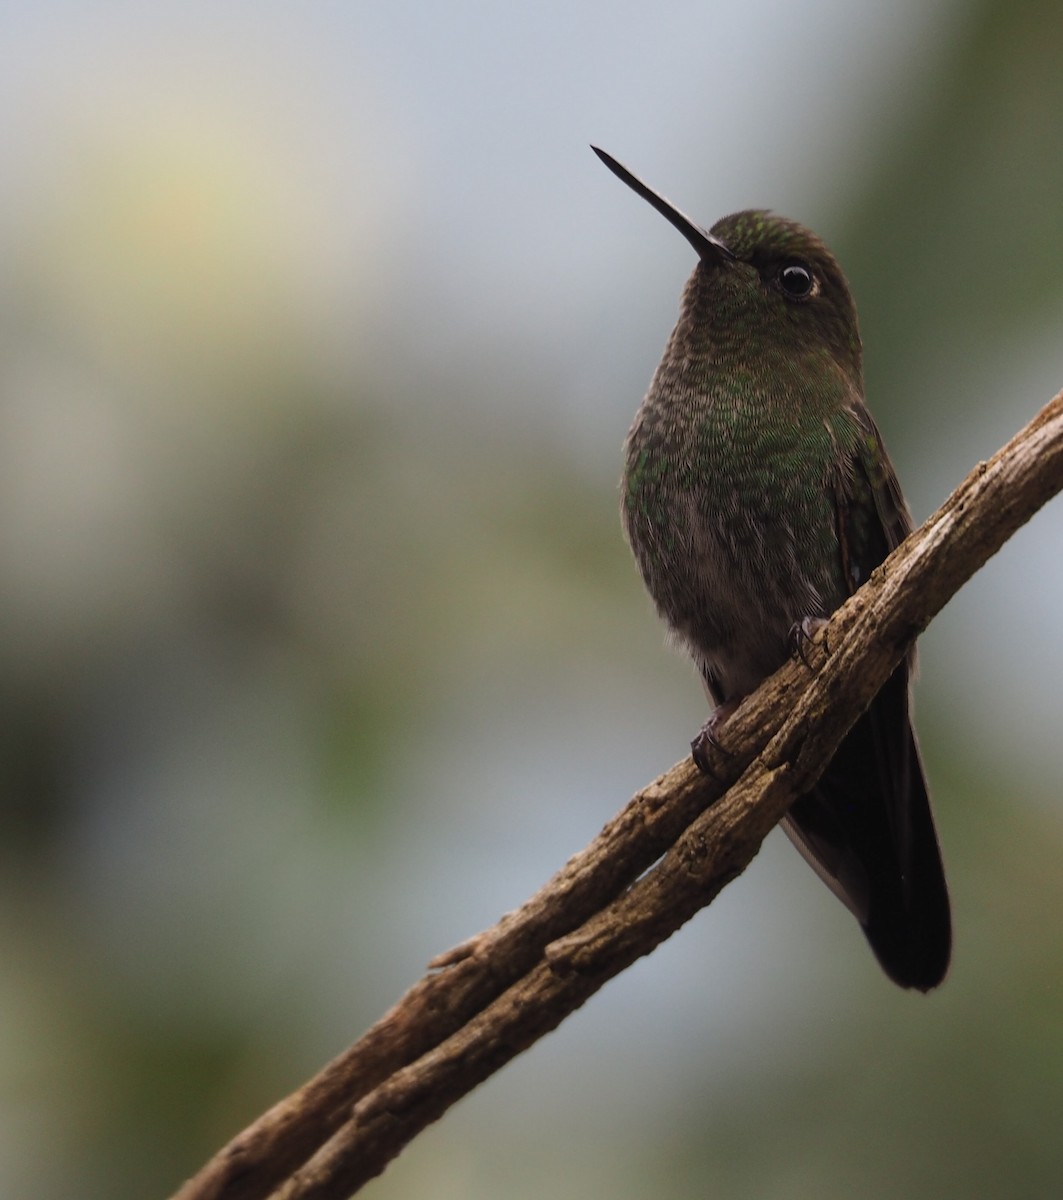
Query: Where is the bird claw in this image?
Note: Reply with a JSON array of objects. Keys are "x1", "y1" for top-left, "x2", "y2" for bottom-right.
[
  {"x1": 691, "y1": 699, "x2": 740, "y2": 775},
  {"x1": 788, "y1": 616, "x2": 828, "y2": 669}
]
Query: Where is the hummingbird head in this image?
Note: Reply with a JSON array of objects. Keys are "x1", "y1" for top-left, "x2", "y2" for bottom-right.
[{"x1": 593, "y1": 147, "x2": 863, "y2": 388}]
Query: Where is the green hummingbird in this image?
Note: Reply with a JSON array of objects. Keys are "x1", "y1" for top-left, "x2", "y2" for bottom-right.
[{"x1": 595, "y1": 147, "x2": 950, "y2": 991}]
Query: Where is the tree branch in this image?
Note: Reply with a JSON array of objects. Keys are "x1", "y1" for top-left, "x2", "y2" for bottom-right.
[{"x1": 173, "y1": 390, "x2": 1063, "y2": 1200}]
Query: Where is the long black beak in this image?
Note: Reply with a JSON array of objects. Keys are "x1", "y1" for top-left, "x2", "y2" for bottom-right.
[{"x1": 592, "y1": 146, "x2": 733, "y2": 263}]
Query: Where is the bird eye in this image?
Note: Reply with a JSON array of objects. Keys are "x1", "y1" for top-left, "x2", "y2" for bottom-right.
[{"x1": 778, "y1": 262, "x2": 814, "y2": 299}]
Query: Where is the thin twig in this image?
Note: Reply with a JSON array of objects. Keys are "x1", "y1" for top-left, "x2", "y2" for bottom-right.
[{"x1": 173, "y1": 391, "x2": 1063, "y2": 1200}]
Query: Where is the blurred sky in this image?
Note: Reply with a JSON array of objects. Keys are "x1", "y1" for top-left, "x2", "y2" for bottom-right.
[{"x1": 1, "y1": 3, "x2": 1062, "y2": 1199}]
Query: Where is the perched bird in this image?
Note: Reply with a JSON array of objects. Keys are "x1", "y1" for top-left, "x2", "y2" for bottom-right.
[{"x1": 595, "y1": 146, "x2": 950, "y2": 990}]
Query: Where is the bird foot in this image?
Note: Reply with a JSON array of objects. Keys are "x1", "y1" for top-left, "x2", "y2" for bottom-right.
[
  {"x1": 691, "y1": 699, "x2": 741, "y2": 775},
  {"x1": 788, "y1": 616, "x2": 828, "y2": 669}
]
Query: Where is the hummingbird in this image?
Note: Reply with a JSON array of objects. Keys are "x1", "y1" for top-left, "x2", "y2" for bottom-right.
[{"x1": 595, "y1": 146, "x2": 951, "y2": 991}]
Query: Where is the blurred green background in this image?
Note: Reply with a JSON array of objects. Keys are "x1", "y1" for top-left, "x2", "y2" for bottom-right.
[{"x1": 1, "y1": 2, "x2": 1062, "y2": 1197}]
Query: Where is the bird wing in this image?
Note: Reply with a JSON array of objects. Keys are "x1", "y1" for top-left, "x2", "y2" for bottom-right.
[
  {"x1": 835, "y1": 403, "x2": 913, "y2": 587},
  {"x1": 779, "y1": 402, "x2": 950, "y2": 989}
]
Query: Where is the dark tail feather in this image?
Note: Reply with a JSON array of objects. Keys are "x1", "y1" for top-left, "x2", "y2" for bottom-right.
[
  {"x1": 781, "y1": 667, "x2": 951, "y2": 991},
  {"x1": 857, "y1": 723, "x2": 951, "y2": 991}
]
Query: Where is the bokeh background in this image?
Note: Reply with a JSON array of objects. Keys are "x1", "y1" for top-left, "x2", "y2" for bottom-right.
[{"x1": 2, "y1": 2, "x2": 1062, "y2": 1197}]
